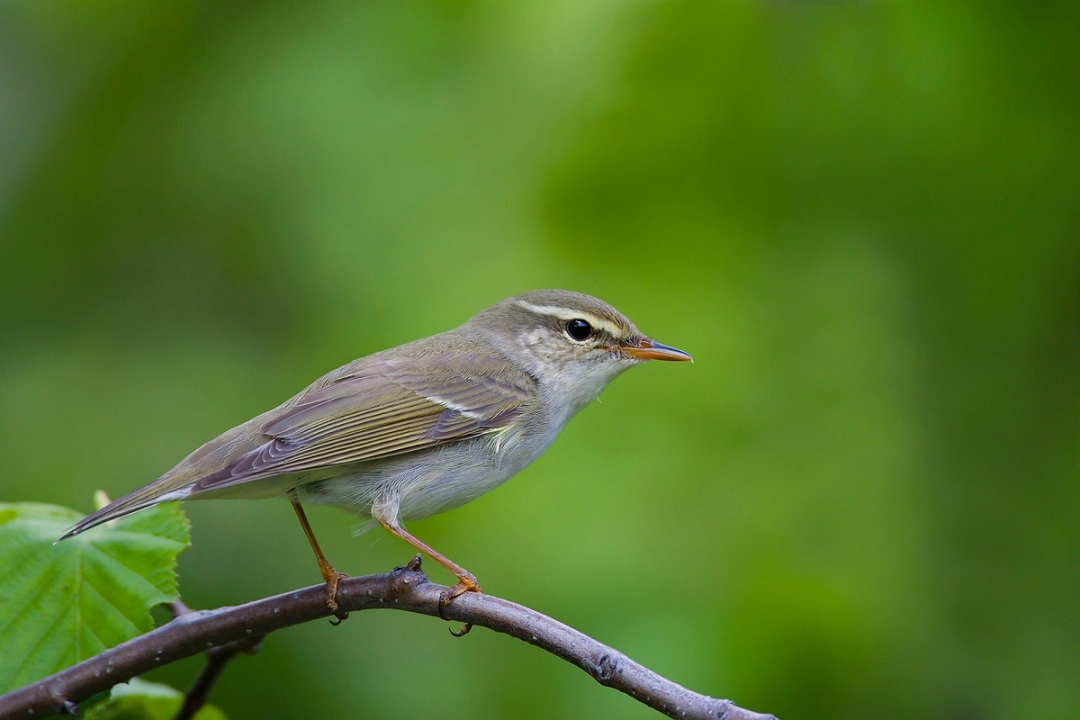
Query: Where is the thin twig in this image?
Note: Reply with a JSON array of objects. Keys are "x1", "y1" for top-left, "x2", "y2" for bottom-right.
[
  {"x1": 167, "y1": 600, "x2": 194, "y2": 620},
  {"x1": 0, "y1": 556, "x2": 777, "y2": 720},
  {"x1": 166, "y1": 597, "x2": 265, "y2": 720},
  {"x1": 173, "y1": 635, "x2": 262, "y2": 720}
]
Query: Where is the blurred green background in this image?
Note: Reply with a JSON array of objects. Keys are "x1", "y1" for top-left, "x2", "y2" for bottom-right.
[{"x1": 1, "y1": 1, "x2": 1077, "y2": 718}]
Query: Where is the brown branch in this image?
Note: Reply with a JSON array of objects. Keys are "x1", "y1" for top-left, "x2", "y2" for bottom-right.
[
  {"x1": 0, "y1": 556, "x2": 777, "y2": 720},
  {"x1": 163, "y1": 601, "x2": 264, "y2": 720},
  {"x1": 173, "y1": 636, "x2": 262, "y2": 720}
]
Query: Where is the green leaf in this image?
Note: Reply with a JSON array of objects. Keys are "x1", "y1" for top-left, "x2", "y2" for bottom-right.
[
  {"x1": 0, "y1": 502, "x2": 190, "y2": 693},
  {"x1": 83, "y1": 678, "x2": 226, "y2": 720}
]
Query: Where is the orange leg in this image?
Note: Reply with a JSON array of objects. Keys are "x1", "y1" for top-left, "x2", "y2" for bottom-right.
[
  {"x1": 292, "y1": 501, "x2": 349, "y2": 613},
  {"x1": 376, "y1": 519, "x2": 481, "y2": 599}
]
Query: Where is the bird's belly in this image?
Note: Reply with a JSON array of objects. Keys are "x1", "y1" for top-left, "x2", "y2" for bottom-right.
[{"x1": 294, "y1": 432, "x2": 542, "y2": 522}]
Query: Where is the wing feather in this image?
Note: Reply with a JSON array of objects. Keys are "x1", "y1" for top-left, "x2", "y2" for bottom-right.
[{"x1": 189, "y1": 353, "x2": 534, "y2": 494}]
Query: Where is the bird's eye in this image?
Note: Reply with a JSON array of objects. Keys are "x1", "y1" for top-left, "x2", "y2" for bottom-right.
[{"x1": 565, "y1": 319, "x2": 592, "y2": 341}]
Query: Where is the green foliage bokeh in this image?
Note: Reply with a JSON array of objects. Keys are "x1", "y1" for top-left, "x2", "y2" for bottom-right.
[{"x1": 1, "y1": 1, "x2": 1076, "y2": 719}]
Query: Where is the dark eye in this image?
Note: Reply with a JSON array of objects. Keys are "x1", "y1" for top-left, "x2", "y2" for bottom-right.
[{"x1": 565, "y1": 319, "x2": 592, "y2": 341}]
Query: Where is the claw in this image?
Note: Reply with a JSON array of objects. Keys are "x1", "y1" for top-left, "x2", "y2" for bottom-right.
[
  {"x1": 437, "y1": 576, "x2": 481, "y2": 636},
  {"x1": 323, "y1": 570, "x2": 350, "y2": 614},
  {"x1": 449, "y1": 623, "x2": 473, "y2": 637},
  {"x1": 449, "y1": 573, "x2": 481, "y2": 598}
]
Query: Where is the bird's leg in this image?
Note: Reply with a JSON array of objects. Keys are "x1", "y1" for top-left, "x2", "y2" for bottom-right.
[
  {"x1": 376, "y1": 519, "x2": 482, "y2": 599},
  {"x1": 291, "y1": 501, "x2": 349, "y2": 614}
]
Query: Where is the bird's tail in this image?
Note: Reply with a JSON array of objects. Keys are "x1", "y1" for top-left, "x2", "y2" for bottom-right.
[{"x1": 56, "y1": 479, "x2": 191, "y2": 542}]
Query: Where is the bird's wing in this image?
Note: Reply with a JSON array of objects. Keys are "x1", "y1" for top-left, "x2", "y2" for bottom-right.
[
  {"x1": 188, "y1": 353, "x2": 534, "y2": 493},
  {"x1": 58, "y1": 350, "x2": 535, "y2": 540}
]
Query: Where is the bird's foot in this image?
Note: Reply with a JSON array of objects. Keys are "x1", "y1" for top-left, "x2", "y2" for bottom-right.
[
  {"x1": 445, "y1": 572, "x2": 482, "y2": 600},
  {"x1": 438, "y1": 572, "x2": 481, "y2": 636},
  {"x1": 323, "y1": 569, "x2": 350, "y2": 620}
]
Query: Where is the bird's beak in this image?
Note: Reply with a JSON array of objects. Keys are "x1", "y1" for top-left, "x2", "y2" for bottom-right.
[{"x1": 621, "y1": 338, "x2": 693, "y2": 362}]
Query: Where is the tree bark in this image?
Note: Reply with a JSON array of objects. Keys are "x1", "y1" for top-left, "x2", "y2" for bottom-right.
[{"x1": 0, "y1": 557, "x2": 776, "y2": 720}]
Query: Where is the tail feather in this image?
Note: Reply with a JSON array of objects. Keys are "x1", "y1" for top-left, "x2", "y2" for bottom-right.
[{"x1": 56, "y1": 481, "x2": 191, "y2": 542}]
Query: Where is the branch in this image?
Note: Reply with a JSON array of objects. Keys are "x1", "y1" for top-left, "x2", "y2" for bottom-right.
[
  {"x1": 0, "y1": 557, "x2": 777, "y2": 720},
  {"x1": 160, "y1": 600, "x2": 265, "y2": 720}
]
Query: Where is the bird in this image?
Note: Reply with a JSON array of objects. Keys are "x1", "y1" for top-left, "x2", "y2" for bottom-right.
[{"x1": 59, "y1": 290, "x2": 691, "y2": 612}]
